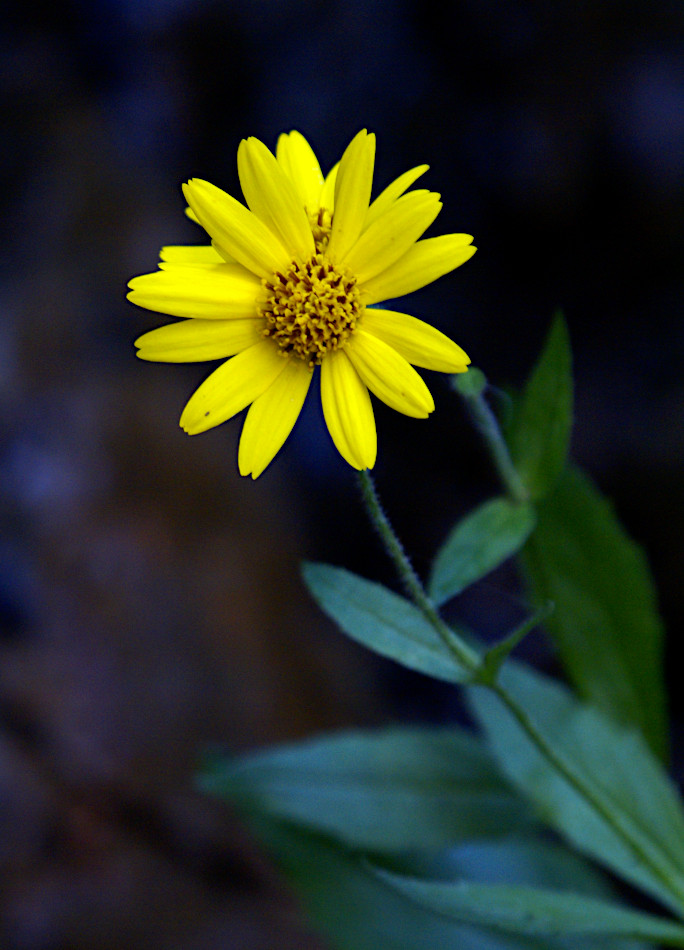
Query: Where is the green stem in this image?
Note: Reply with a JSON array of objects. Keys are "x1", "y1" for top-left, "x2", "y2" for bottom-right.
[
  {"x1": 462, "y1": 385, "x2": 529, "y2": 503},
  {"x1": 357, "y1": 470, "x2": 478, "y2": 673},
  {"x1": 357, "y1": 467, "x2": 684, "y2": 916}
]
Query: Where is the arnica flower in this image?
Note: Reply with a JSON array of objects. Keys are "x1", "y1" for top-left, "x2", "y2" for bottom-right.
[{"x1": 128, "y1": 130, "x2": 475, "y2": 477}]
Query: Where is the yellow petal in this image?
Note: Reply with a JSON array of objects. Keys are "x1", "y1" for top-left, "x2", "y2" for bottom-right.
[
  {"x1": 160, "y1": 245, "x2": 225, "y2": 265},
  {"x1": 182, "y1": 211, "x2": 236, "y2": 266},
  {"x1": 364, "y1": 164, "x2": 429, "y2": 228},
  {"x1": 135, "y1": 318, "x2": 263, "y2": 362},
  {"x1": 127, "y1": 264, "x2": 261, "y2": 319},
  {"x1": 362, "y1": 309, "x2": 470, "y2": 372},
  {"x1": 362, "y1": 235, "x2": 476, "y2": 304},
  {"x1": 343, "y1": 190, "x2": 442, "y2": 283},
  {"x1": 345, "y1": 330, "x2": 434, "y2": 418},
  {"x1": 237, "y1": 137, "x2": 315, "y2": 260},
  {"x1": 179, "y1": 340, "x2": 287, "y2": 435},
  {"x1": 276, "y1": 131, "x2": 325, "y2": 211},
  {"x1": 319, "y1": 162, "x2": 339, "y2": 211},
  {"x1": 238, "y1": 358, "x2": 313, "y2": 478},
  {"x1": 327, "y1": 130, "x2": 376, "y2": 262},
  {"x1": 210, "y1": 241, "x2": 239, "y2": 264},
  {"x1": 183, "y1": 178, "x2": 290, "y2": 278},
  {"x1": 320, "y1": 349, "x2": 377, "y2": 470}
]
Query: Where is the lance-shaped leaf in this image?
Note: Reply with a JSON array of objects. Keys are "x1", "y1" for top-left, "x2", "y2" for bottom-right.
[
  {"x1": 246, "y1": 816, "x2": 603, "y2": 950},
  {"x1": 429, "y1": 496, "x2": 537, "y2": 606},
  {"x1": 302, "y1": 562, "x2": 478, "y2": 682},
  {"x1": 376, "y1": 870, "x2": 684, "y2": 945},
  {"x1": 521, "y1": 465, "x2": 668, "y2": 761},
  {"x1": 507, "y1": 312, "x2": 573, "y2": 500},
  {"x1": 242, "y1": 816, "x2": 652, "y2": 950},
  {"x1": 199, "y1": 726, "x2": 532, "y2": 852},
  {"x1": 467, "y1": 663, "x2": 684, "y2": 917}
]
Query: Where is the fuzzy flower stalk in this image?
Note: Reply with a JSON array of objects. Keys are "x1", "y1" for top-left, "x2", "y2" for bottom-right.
[{"x1": 128, "y1": 130, "x2": 476, "y2": 477}]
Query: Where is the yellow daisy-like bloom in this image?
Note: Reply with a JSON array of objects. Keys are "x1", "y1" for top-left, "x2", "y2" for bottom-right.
[{"x1": 128, "y1": 130, "x2": 475, "y2": 478}]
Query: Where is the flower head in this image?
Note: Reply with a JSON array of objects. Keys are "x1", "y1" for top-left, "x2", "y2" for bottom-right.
[{"x1": 128, "y1": 130, "x2": 475, "y2": 477}]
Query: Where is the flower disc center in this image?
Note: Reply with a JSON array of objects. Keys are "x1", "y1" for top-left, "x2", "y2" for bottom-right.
[{"x1": 259, "y1": 253, "x2": 362, "y2": 366}]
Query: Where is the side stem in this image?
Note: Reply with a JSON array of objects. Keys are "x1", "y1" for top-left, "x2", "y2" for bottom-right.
[{"x1": 461, "y1": 384, "x2": 529, "y2": 503}]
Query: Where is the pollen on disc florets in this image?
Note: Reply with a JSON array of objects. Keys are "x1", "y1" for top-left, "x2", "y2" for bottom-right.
[
  {"x1": 258, "y1": 252, "x2": 363, "y2": 367},
  {"x1": 309, "y1": 208, "x2": 333, "y2": 253}
]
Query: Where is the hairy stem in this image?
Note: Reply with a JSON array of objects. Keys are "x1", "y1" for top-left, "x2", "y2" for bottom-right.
[
  {"x1": 357, "y1": 469, "x2": 478, "y2": 673},
  {"x1": 461, "y1": 384, "x2": 529, "y2": 503}
]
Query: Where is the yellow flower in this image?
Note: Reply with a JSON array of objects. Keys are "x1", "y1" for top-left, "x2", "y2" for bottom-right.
[{"x1": 128, "y1": 130, "x2": 475, "y2": 478}]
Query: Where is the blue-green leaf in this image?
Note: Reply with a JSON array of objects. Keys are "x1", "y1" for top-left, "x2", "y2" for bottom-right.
[
  {"x1": 302, "y1": 562, "x2": 478, "y2": 682},
  {"x1": 507, "y1": 312, "x2": 573, "y2": 500},
  {"x1": 246, "y1": 817, "x2": 581, "y2": 950},
  {"x1": 429, "y1": 497, "x2": 536, "y2": 606},
  {"x1": 521, "y1": 465, "x2": 668, "y2": 761},
  {"x1": 244, "y1": 817, "x2": 652, "y2": 950},
  {"x1": 377, "y1": 870, "x2": 684, "y2": 944},
  {"x1": 415, "y1": 836, "x2": 633, "y2": 899},
  {"x1": 199, "y1": 726, "x2": 532, "y2": 852},
  {"x1": 467, "y1": 663, "x2": 684, "y2": 916},
  {"x1": 474, "y1": 603, "x2": 554, "y2": 687}
]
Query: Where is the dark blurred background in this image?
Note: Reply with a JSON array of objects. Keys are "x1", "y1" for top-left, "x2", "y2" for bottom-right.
[{"x1": 0, "y1": 0, "x2": 683, "y2": 946}]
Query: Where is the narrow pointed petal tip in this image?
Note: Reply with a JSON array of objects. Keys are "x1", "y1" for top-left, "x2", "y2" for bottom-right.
[
  {"x1": 276, "y1": 130, "x2": 325, "y2": 211},
  {"x1": 344, "y1": 190, "x2": 443, "y2": 283},
  {"x1": 321, "y1": 350, "x2": 377, "y2": 470},
  {"x1": 135, "y1": 317, "x2": 262, "y2": 363},
  {"x1": 179, "y1": 341, "x2": 287, "y2": 435},
  {"x1": 364, "y1": 164, "x2": 430, "y2": 227},
  {"x1": 327, "y1": 130, "x2": 376, "y2": 262},
  {"x1": 362, "y1": 309, "x2": 471, "y2": 373},
  {"x1": 159, "y1": 245, "x2": 225, "y2": 265},
  {"x1": 346, "y1": 331, "x2": 435, "y2": 418},
  {"x1": 362, "y1": 235, "x2": 477, "y2": 304},
  {"x1": 182, "y1": 178, "x2": 290, "y2": 278},
  {"x1": 237, "y1": 136, "x2": 315, "y2": 260},
  {"x1": 238, "y1": 359, "x2": 313, "y2": 478},
  {"x1": 127, "y1": 263, "x2": 261, "y2": 320}
]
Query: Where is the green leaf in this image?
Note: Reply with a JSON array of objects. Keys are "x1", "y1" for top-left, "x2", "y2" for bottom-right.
[
  {"x1": 246, "y1": 817, "x2": 585, "y2": 950},
  {"x1": 199, "y1": 726, "x2": 533, "y2": 852},
  {"x1": 413, "y1": 836, "x2": 633, "y2": 898},
  {"x1": 244, "y1": 817, "x2": 652, "y2": 950},
  {"x1": 302, "y1": 562, "x2": 478, "y2": 683},
  {"x1": 507, "y1": 312, "x2": 573, "y2": 499},
  {"x1": 376, "y1": 870, "x2": 684, "y2": 944},
  {"x1": 429, "y1": 496, "x2": 537, "y2": 605},
  {"x1": 521, "y1": 466, "x2": 668, "y2": 761},
  {"x1": 467, "y1": 663, "x2": 684, "y2": 917},
  {"x1": 474, "y1": 603, "x2": 554, "y2": 687}
]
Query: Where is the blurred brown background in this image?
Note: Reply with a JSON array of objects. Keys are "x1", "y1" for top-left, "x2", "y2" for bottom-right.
[{"x1": 1, "y1": 0, "x2": 683, "y2": 946}]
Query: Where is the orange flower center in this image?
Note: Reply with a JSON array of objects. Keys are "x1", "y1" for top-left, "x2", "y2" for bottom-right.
[{"x1": 258, "y1": 252, "x2": 362, "y2": 367}]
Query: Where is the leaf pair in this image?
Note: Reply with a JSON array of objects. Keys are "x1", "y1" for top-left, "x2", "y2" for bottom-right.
[
  {"x1": 373, "y1": 661, "x2": 684, "y2": 946},
  {"x1": 201, "y1": 716, "x2": 684, "y2": 949},
  {"x1": 301, "y1": 562, "x2": 684, "y2": 914}
]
